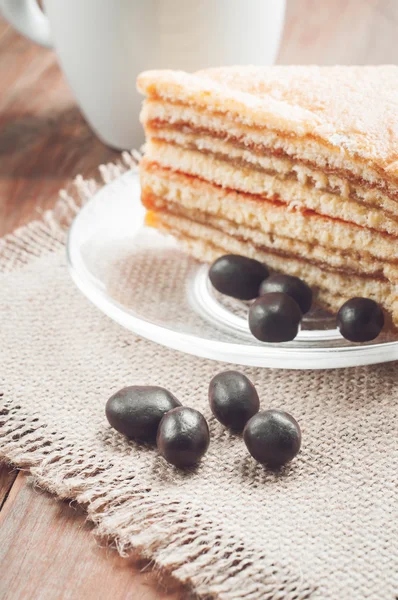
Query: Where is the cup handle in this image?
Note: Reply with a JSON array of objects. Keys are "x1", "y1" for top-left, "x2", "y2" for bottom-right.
[{"x1": 0, "y1": 0, "x2": 52, "y2": 47}]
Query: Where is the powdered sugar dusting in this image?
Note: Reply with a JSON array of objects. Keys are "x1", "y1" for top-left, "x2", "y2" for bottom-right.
[
  {"x1": 137, "y1": 65, "x2": 398, "y2": 179},
  {"x1": 328, "y1": 133, "x2": 357, "y2": 153}
]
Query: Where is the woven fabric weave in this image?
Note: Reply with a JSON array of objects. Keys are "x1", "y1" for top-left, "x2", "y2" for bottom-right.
[{"x1": 1, "y1": 159, "x2": 397, "y2": 600}]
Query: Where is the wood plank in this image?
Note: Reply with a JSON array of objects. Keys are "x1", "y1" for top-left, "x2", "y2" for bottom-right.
[
  {"x1": 0, "y1": 18, "x2": 119, "y2": 237},
  {"x1": 0, "y1": 464, "x2": 18, "y2": 510},
  {"x1": 0, "y1": 473, "x2": 187, "y2": 600}
]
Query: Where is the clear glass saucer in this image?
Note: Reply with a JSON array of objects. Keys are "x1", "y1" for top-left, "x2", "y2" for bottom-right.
[{"x1": 66, "y1": 170, "x2": 398, "y2": 370}]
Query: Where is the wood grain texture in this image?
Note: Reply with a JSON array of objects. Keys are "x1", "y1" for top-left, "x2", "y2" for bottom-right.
[
  {"x1": 0, "y1": 474, "x2": 186, "y2": 600},
  {"x1": 0, "y1": 19, "x2": 119, "y2": 237},
  {"x1": 1, "y1": 1, "x2": 398, "y2": 598},
  {"x1": 0, "y1": 465, "x2": 18, "y2": 510}
]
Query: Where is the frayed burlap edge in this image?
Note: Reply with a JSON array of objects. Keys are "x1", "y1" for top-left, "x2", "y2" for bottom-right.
[
  {"x1": 0, "y1": 153, "x2": 315, "y2": 600},
  {"x1": 0, "y1": 151, "x2": 140, "y2": 275}
]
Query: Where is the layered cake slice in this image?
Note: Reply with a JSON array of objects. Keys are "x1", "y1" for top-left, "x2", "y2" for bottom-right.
[{"x1": 137, "y1": 66, "x2": 398, "y2": 325}]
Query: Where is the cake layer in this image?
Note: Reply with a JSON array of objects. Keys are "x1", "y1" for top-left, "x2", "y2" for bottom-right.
[
  {"x1": 144, "y1": 138, "x2": 398, "y2": 236},
  {"x1": 137, "y1": 65, "x2": 398, "y2": 191},
  {"x1": 142, "y1": 196, "x2": 398, "y2": 282},
  {"x1": 141, "y1": 100, "x2": 397, "y2": 196},
  {"x1": 145, "y1": 123, "x2": 398, "y2": 214},
  {"x1": 143, "y1": 199, "x2": 395, "y2": 312},
  {"x1": 140, "y1": 160, "x2": 398, "y2": 266},
  {"x1": 146, "y1": 208, "x2": 398, "y2": 324}
]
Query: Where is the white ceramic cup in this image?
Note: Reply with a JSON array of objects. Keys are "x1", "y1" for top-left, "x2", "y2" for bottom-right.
[{"x1": 1, "y1": 0, "x2": 286, "y2": 149}]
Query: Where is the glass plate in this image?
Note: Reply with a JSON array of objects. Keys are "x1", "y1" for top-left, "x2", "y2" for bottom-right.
[{"x1": 66, "y1": 170, "x2": 398, "y2": 370}]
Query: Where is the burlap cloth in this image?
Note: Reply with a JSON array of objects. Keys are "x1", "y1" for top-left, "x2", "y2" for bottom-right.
[{"x1": 1, "y1": 157, "x2": 397, "y2": 600}]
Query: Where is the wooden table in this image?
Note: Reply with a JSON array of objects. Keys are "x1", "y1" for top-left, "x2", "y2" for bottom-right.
[{"x1": 1, "y1": 1, "x2": 398, "y2": 597}]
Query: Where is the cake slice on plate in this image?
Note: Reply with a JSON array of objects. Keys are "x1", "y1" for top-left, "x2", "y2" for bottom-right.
[{"x1": 137, "y1": 66, "x2": 398, "y2": 326}]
